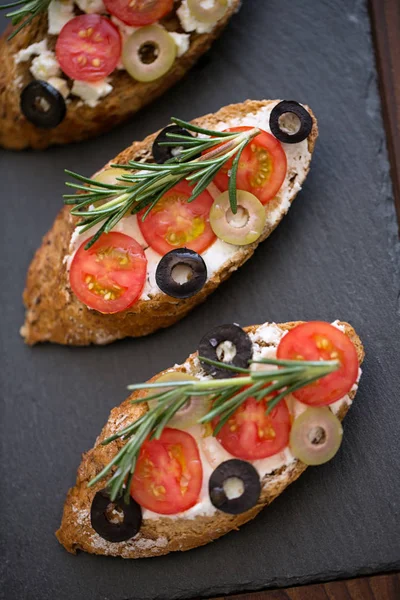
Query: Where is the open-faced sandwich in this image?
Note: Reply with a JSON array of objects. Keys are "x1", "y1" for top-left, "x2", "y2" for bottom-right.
[
  {"x1": 56, "y1": 319, "x2": 364, "y2": 557},
  {"x1": 0, "y1": 0, "x2": 241, "y2": 149},
  {"x1": 21, "y1": 98, "x2": 318, "y2": 345}
]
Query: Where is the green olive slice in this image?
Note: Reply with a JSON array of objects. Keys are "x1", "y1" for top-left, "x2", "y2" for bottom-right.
[
  {"x1": 93, "y1": 168, "x2": 129, "y2": 186},
  {"x1": 122, "y1": 25, "x2": 176, "y2": 83},
  {"x1": 210, "y1": 190, "x2": 266, "y2": 246},
  {"x1": 187, "y1": 0, "x2": 228, "y2": 24},
  {"x1": 149, "y1": 372, "x2": 210, "y2": 429},
  {"x1": 289, "y1": 407, "x2": 343, "y2": 466}
]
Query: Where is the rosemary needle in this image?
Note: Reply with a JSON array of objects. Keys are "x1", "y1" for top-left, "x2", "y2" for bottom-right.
[{"x1": 1, "y1": 0, "x2": 51, "y2": 40}]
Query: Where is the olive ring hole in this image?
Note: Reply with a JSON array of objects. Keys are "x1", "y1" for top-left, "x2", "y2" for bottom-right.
[
  {"x1": 308, "y1": 426, "x2": 327, "y2": 446},
  {"x1": 278, "y1": 112, "x2": 301, "y2": 135},
  {"x1": 226, "y1": 205, "x2": 250, "y2": 229},
  {"x1": 176, "y1": 398, "x2": 192, "y2": 416},
  {"x1": 105, "y1": 502, "x2": 125, "y2": 525},
  {"x1": 223, "y1": 476, "x2": 245, "y2": 500},
  {"x1": 216, "y1": 340, "x2": 237, "y2": 363},
  {"x1": 171, "y1": 263, "x2": 193, "y2": 285},
  {"x1": 90, "y1": 489, "x2": 142, "y2": 542},
  {"x1": 139, "y1": 41, "x2": 160, "y2": 64},
  {"x1": 34, "y1": 96, "x2": 51, "y2": 114}
]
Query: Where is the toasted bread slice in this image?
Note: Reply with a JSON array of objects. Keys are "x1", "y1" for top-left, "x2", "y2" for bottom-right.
[
  {"x1": 0, "y1": 1, "x2": 240, "y2": 150},
  {"x1": 21, "y1": 99, "x2": 319, "y2": 345},
  {"x1": 56, "y1": 320, "x2": 364, "y2": 558}
]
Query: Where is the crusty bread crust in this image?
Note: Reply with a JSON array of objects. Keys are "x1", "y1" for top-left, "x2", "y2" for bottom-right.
[
  {"x1": 56, "y1": 320, "x2": 364, "y2": 558},
  {"x1": 21, "y1": 99, "x2": 319, "y2": 345},
  {"x1": 0, "y1": 2, "x2": 241, "y2": 150}
]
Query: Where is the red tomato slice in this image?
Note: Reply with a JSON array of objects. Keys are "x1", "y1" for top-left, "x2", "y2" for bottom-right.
[
  {"x1": 277, "y1": 322, "x2": 359, "y2": 406},
  {"x1": 56, "y1": 15, "x2": 122, "y2": 82},
  {"x1": 212, "y1": 126, "x2": 287, "y2": 205},
  {"x1": 214, "y1": 391, "x2": 291, "y2": 460},
  {"x1": 131, "y1": 428, "x2": 203, "y2": 514},
  {"x1": 104, "y1": 0, "x2": 173, "y2": 26},
  {"x1": 138, "y1": 180, "x2": 216, "y2": 255},
  {"x1": 69, "y1": 232, "x2": 147, "y2": 313}
]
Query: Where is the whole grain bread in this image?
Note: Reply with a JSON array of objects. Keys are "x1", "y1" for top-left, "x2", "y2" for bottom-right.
[
  {"x1": 0, "y1": 1, "x2": 241, "y2": 150},
  {"x1": 56, "y1": 320, "x2": 364, "y2": 558},
  {"x1": 21, "y1": 99, "x2": 319, "y2": 346}
]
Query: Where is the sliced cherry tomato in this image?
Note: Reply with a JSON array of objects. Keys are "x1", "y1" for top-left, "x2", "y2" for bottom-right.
[
  {"x1": 277, "y1": 322, "x2": 359, "y2": 406},
  {"x1": 104, "y1": 0, "x2": 173, "y2": 26},
  {"x1": 138, "y1": 180, "x2": 216, "y2": 255},
  {"x1": 69, "y1": 232, "x2": 147, "y2": 313},
  {"x1": 56, "y1": 15, "x2": 122, "y2": 82},
  {"x1": 212, "y1": 126, "x2": 287, "y2": 205},
  {"x1": 214, "y1": 391, "x2": 291, "y2": 460},
  {"x1": 131, "y1": 428, "x2": 203, "y2": 514}
]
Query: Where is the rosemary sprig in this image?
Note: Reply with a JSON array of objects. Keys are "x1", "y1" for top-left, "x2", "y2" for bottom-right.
[
  {"x1": 88, "y1": 356, "x2": 340, "y2": 502},
  {"x1": 1, "y1": 0, "x2": 51, "y2": 40},
  {"x1": 64, "y1": 118, "x2": 261, "y2": 250}
]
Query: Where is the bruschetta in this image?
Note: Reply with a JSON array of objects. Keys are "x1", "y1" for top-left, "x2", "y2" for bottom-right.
[
  {"x1": 0, "y1": 0, "x2": 241, "y2": 149},
  {"x1": 56, "y1": 319, "x2": 364, "y2": 558},
  {"x1": 21, "y1": 98, "x2": 319, "y2": 345}
]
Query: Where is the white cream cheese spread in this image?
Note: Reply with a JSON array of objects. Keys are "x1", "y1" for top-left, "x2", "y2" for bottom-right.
[
  {"x1": 65, "y1": 102, "x2": 312, "y2": 302},
  {"x1": 140, "y1": 321, "x2": 360, "y2": 521},
  {"x1": 48, "y1": 0, "x2": 75, "y2": 35},
  {"x1": 72, "y1": 320, "x2": 360, "y2": 556}
]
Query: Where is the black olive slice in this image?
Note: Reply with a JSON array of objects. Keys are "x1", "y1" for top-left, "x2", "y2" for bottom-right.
[
  {"x1": 90, "y1": 489, "x2": 142, "y2": 543},
  {"x1": 156, "y1": 248, "x2": 207, "y2": 299},
  {"x1": 20, "y1": 80, "x2": 66, "y2": 129},
  {"x1": 198, "y1": 324, "x2": 253, "y2": 379},
  {"x1": 269, "y1": 100, "x2": 312, "y2": 144},
  {"x1": 152, "y1": 125, "x2": 199, "y2": 164},
  {"x1": 209, "y1": 459, "x2": 261, "y2": 514}
]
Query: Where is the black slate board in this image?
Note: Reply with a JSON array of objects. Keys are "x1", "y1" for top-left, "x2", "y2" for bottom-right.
[{"x1": 1, "y1": 1, "x2": 400, "y2": 599}]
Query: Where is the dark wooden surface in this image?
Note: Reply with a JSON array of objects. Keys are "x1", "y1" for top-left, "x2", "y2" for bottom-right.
[
  {"x1": 214, "y1": 573, "x2": 400, "y2": 600},
  {"x1": 369, "y1": 0, "x2": 400, "y2": 227},
  {"x1": 213, "y1": 0, "x2": 400, "y2": 598}
]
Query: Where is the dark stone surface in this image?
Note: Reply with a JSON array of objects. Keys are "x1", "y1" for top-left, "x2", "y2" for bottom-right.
[{"x1": 0, "y1": 1, "x2": 399, "y2": 599}]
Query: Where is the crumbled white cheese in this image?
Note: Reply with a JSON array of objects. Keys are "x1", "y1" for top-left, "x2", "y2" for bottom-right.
[
  {"x1": 216, "y1": 339, "x2": 237, "y2": 363},
  {"x1": 75, "y1": 0, "x2": 106, "y2": 13},
  {"x1": 48, "y1": 76, "x2": 70, "y2": 98},
  {"x1": 111, "y1": 15, "x2": 138, "y2": 69},
  {"x1": 168, "y1": 31, "x2": 190, "y2": 57},
  {"x1": 71, "y1": 79, "x2": 113, "y2": 107},
  {"x1": 30, "y1": 51, "x2": 61, "y2": 80},
  {"x1": 332, "y1": 320, "x2": 346, "y2": 333},
  {"x1": 14, "y1": 75, "x2": 24, "y2": 89},
  {"x1": 202, "y1": 0, "x2": 220, "y2": 7},
  {"x1": 177, "y1": 0, "x2": 232, "y2": 34},
  {"x1": 14, "y1": 40, "x2": 48, "y2": 64},
  {"x1": 47, "y1": 0, "x2": 75, "y2": 35},
  {"x1": 251, "y1": 322, "x2": 284, "y2": 346},
  {"x1": 111, "y1": 15, "x2": 137, "y2": 40},
  {"x1": 177, "y1": 0, "x2": 214, "y2": 33}
]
